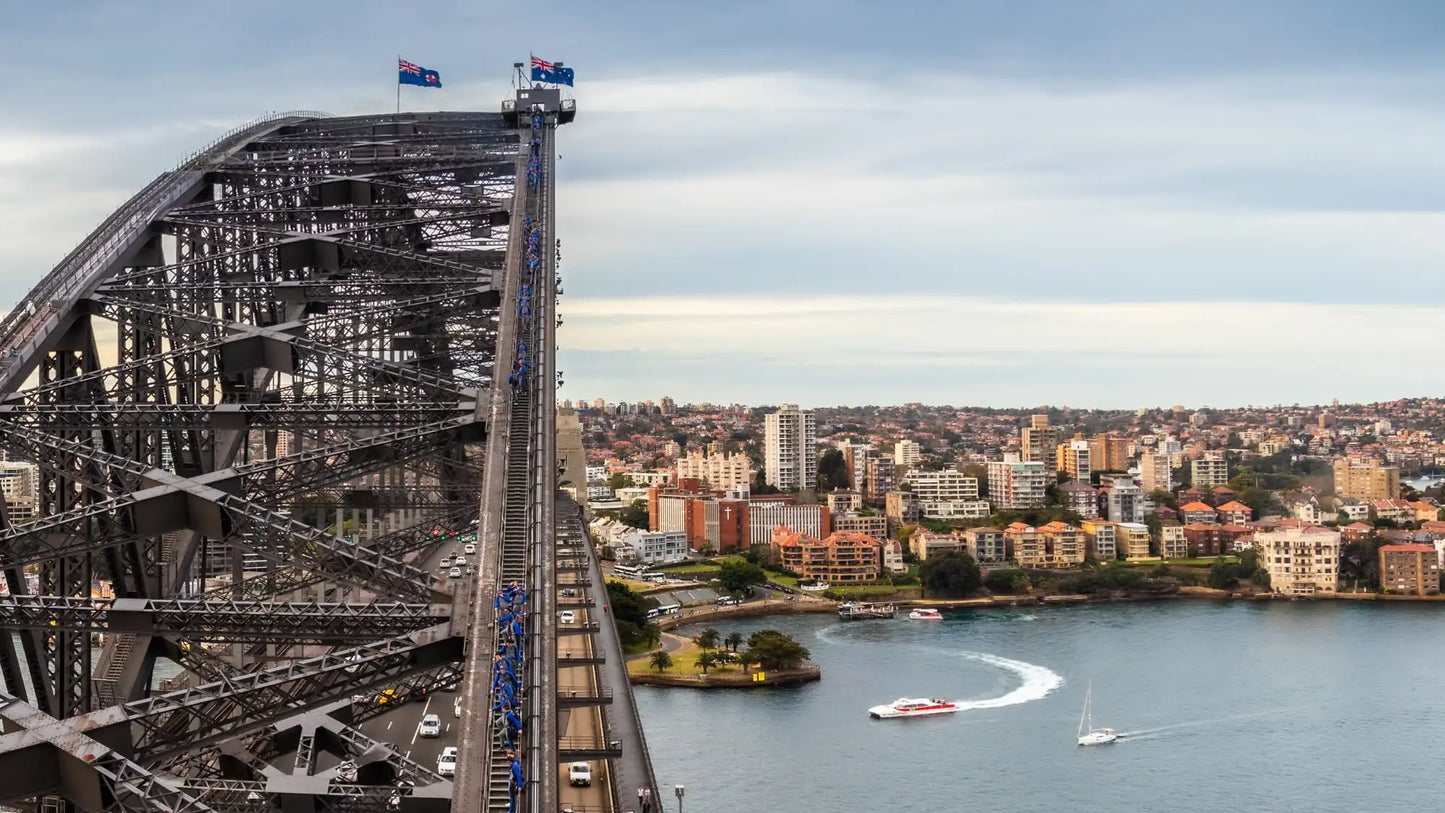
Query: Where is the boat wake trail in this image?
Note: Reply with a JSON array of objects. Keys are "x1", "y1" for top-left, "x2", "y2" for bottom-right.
[
  {"x1": 952, "y1": 651, "x2": 1064, "y2": 711},
  {"x1": 1118, "y1": 706, "x2": 1308, "y2": 740}
]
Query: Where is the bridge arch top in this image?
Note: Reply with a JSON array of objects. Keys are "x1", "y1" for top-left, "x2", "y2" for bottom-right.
[{"x1": 0, "y1": 110, "x2": 330, "y2": 370}]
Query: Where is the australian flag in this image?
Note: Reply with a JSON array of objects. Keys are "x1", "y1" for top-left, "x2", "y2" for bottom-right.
[
  {"x1": 530, "y1": 55, "x2": 574, "y2": 87},
  {"x1": 398, "y1": 58, "x2": 442, "y2": 88}
]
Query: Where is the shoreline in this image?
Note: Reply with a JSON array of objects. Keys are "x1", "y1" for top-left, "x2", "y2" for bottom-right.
[{"x1": 631, "y1": 665, "x2": 821, "y2": 689}]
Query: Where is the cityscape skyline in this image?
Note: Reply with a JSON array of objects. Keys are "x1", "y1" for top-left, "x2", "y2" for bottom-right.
[{"x1": 5, "y1": 2, "x2": 1445, "y2": 406}]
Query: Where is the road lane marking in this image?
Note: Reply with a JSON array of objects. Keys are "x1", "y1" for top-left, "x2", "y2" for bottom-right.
[{"x1": 410, "y1": 696, "x2": 435, "y2": 746}]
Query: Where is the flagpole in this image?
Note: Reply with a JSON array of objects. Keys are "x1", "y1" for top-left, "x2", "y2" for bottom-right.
[{"x1": 396, "y1": 54, "x2": 402, "y2": 115}]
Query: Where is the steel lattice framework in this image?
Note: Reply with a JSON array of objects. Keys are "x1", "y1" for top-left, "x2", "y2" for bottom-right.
[{"x1": 0, "y1": 110, "x2": 532, "y2": 812}]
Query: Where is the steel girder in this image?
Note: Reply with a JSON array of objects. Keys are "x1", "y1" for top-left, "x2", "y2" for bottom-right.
[{"x1": 0, "y1": 110, "x2": 522, "y2": 812}]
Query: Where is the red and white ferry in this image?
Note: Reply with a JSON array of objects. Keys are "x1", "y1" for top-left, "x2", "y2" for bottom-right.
[{"x1": 868, "y1": 697, "x2": 959, "y2": 719}]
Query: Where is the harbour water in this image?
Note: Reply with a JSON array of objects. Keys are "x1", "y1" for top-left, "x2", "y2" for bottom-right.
[{"x1": 636, "y1": 601, "x2": 1445, "y2": 812}]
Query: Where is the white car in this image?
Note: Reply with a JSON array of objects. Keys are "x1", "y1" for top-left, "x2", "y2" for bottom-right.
[
  {"x1": 453, "y1": 555, "x2": 467, "y2": 567},
  {"x1": 568, "y1": 761, "x2": 591, "y2": 786},
  {"x1": 437, "y1": 747, "x2": 458, "y2": 777},
  {"x1": 464, "y1": 543, "x2": 476, "y2": 555},
  {"x1": 558, "y1": 610, "x2": 575, "y2": 624},
  {"x1": 448, "y1": 567, "x2": 462, "y2": 579},
  {"x1": 418, "y1": 713, "x2": 441, "y2": 738}
]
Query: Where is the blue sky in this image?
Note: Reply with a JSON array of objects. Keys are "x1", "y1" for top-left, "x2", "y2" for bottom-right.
[{"x1": 3, "y1": 1, "x2": 1444, "y2": 408}]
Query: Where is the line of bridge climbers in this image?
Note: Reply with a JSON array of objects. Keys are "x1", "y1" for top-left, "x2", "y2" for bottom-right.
[
  {"x1": 493, "y1": 582, "x2": 529, "y2": 812},
  {"x1": 508, "y1": 108, "x2": 548, "y2": 392}
]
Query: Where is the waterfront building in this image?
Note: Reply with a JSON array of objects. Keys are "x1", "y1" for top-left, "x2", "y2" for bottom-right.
[
  {"x1": 1179, "y1": 501, "x2": 1218, "y2": 524},
  {"x1": 675, "y1": 450, "x2": 753, "y2": 491},
  {"x1": 749, "y1": 500, "x2": 829, "y2": 546},
  {"x1": 833, "y1": 512, "x2": 888, "y2": 539},
  {"x1": 1191, "y1": 451, "x2": 1229, "y2": 488},
  {"x1": 893, "y1": 439, "x2": 922, "y2": 467},
  {"x1": 1158, "y1": 523, "x2": 1187, "y2": 560},
  {"x1": 910, "y1": 531, "x2": 963, "y2": 561},
  {"x1": 1037, "y1": 521, "x2": 1087, "y2": 567},
  {"x1": 960, "y1": 527, "x2": 1007, "y2": 565},
  {"x1": 1182, "y1": 523, "x2": 1249, "y2": 557},
  {"x1": 772, "y1": 528, "x2": 881, "y2": 584},
  {"x1": 1006, "y1": 523, "x2": 1046, "y2": 567},
  {"x1": 1058, "y1": 479, "x2": 1099, "y2": 519},
  {"x1": 1379, "y1": 544, "x2": 1440, "y2": 596},
  {"x1": 987, "y1": 458, "x2": 1048, "y2": 508},
  {"x1": 1255, "y1": 526, "x2": 1341, "y2": 596},
  {"x1": 1117, "y1": 522, "x2": 1153, "y2": 560},
  {"x1": 1333, "y1": 458, "x2": 1401, "y2": 501},
  {"x1": 1080, "y1": 520, "x2": 1118, "y2": 562},
  {"x1": 882, "y1": 540, "x2": 908, "y2": 574},
  {"x1": 765, "y1": 404, "x2": 817, "y2": 491},
  {"x1": 1021, "y1": 414, "x2": 1060, "y2": 474}
]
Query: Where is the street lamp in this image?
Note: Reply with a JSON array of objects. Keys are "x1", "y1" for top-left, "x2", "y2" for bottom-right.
[{"x1": 674, "y1": 784, "x2": 685, "y2": 813}]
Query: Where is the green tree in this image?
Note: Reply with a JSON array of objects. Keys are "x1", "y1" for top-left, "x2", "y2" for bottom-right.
[
  {"x1": 694, "y1": 628, "x2": 721, "y2": 652},
  {"x1": 817, "y1": 448, "x2": 850, "y2": 492},
  {"x1": 745, "y1": 630, "x2": 811, "y2": 671},
  {"x1": 606, "y1": 472, "x2": 628, "y2": 491},
  {"x1": 1208, "y1": 560, "x2": 1239, "y2": 589},
  {"x1": 984, "y1": 568, "x2": 1030, "y2": 595},
  {"x1": 618, "y1": 499, "x2": 649, "y2": 529},
  {"x1": 718, "y1": 560, "x2": 766, "y2": 594},
  {"x1": 696, "y1": 651, "x2": 719, "y2": 675},
  {"x1": 1250, "y1": 568, "x2": 1272, "y2": 589},
  {"x1": 724, "y1": 632, "x2": 744, "y2": 652},
  {"x1": 918, "y1": 551, "x2": 983, "y2": 598},
  {"x1": 649, "y1": 651, "x2": 673, "y2": 673},
  {"x1": 606, "y1": 580, "x2": 661, "y2": 649}
]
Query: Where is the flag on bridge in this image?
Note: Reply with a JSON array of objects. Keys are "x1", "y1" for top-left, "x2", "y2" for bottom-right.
[
  {"x1": 530, "y1": 54, "x2": 574, "y2": 87},
  {"x1": 398, "y1": 58, "x2": 443, "y2": 88}
]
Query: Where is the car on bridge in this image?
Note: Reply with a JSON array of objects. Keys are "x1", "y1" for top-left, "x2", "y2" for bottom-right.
[
  {"x1": 568, "y1": 761, "x2": 592, "y2": 787},
  {"x1": 558, "y1": 610, "x2": 575, "y2": 624},
  {"x1": 464, "y1": 543, "x2": 476, "y2": 555},
  {"x1": 449, "y1": 567, "x2": 462, "y2": 579},
  {"x1": 437, "y1": 747, "x2": 458, "y2": 777},
  {"x1": 418, "y1": 714, "x2": 442, "y2": 738}
]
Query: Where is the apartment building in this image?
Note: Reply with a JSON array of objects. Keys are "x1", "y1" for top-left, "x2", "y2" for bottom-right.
[
  {"x1": 764, "y1": 404, "x2": 817, "y2": 491},
  {"x1": 960, "y1": 527, "x2": 1007, "y2": 565},
  {"x1": 617, "y1": 530, "x2": 689, "y2": 566},
  {"x1": 1089, "y1": 434, "x2": 1131, "y2": 472},
  {"x1": 1105, "y1": 476, "x2": 1145, "y2": 524},
  {"x1": 1379, "y1": 544, "x2": 1440, "y2": 596},
  {"x1": 675, "y1": 450, "x2": 753, "y2": 491},
  {"x1": 864, "y1": 455, "x2": 896, "y2": 502},
  {"x1": 826, "y1": 491, "x2": 863, "y2": 514},
  {"x1": 772, "y1": 528, "x2": 881, "y2": 584},
  {"x1": 1191, "y1": 451, "x2": 1230, "y2": 488},
  {"x1": 1256, "y1": 526, "x2": 1341, "y2": 595},
  {"x1": 1116, "y1": 522, "x2": 1152, "y2": 560},
  {"x1": 1216, "y1": 500, "x2": 1253, "y2": 525},
  {"x1": 833, "y1": 512, "x2": 888, "y2": 539},
  {"x1": 749, "y1": 500, "x2": 830, "y2": 546},
  {"x1": 910, "y1": 531, "x2": 963, "y2": 561},
  {"x1": 1158, "y1": 523, "x2": 1187, "y2": 560},
  {"x1": 882, "y1": 540, "x2": 908, "y2": 574},
  {"x1": 1080, "y1": 520, "x2": 1118, "y2": 562},
  {"x1": 1333, "y1": 458, "x2": 1401, "y2": 501},
  {"x1": 1038, "y1": 521, "x2": 1088, "y2": 567},
  {"x1": 885, "y1": 490, "x2": 921, "y2": 532},
  {"x1": 893, "y1": 439, "x2": 922, "y2": 467},
  {"x1": 1179, "y1": 501, "x2": 1218, "y2": 524},
  {"x1": 1057, "y1": 439, "x2": 1092, "y2": 483},
  {"x1": 987, "y1": 458, "x2": 1048, "y2": 508},
  {"x1": 1139, "y1": 450, "x2": 1173, "y2": 494},
  {"x1": 1021, "y1": 415, "x2": 1060, "y2": 474},
  {"x1": 1182, "y1": 523, "x2": 1250, "y2": 557},
  {"x1": 1006, "y1": 523, "x2": 1046, "y2": 567},
  {"x1": 1058, "y1": 479, "x2": 1099, "y2": 519}
]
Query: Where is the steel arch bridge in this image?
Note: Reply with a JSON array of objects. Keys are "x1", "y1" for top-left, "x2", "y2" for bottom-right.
[{"x1": 0, "y1": 103, "x2": 588, "y2": 813}]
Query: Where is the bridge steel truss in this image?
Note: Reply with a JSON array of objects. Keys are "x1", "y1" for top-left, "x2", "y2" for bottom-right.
[{"x1": 0, "y1": 110, "x2": 534, "y2": 812}]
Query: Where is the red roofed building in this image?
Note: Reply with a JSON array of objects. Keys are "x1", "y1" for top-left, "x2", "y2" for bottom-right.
[
  {"x1": 1181, "y1": 523, "x2": 1250, "y2": 556},
  {"x1": 1379, "y1": 544, "x2": 1440, "y2": 596},
  {"x1": 1340, "y1": 522, "x2": 1375, "y2": 542},
  {"x1": 1216, "y1": 500, "x2": 1253, "y2": 525},
  {"x1": 1180, "y1": 501, "x2": 1218, "y2": 525},
  {"x1": 772, "y1": 528, "x2": 880, "y2": 584}
]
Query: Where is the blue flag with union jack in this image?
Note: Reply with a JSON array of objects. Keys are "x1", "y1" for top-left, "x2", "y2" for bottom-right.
[
  {"x1": 529, "y1": 55, "x2": 574, "y2": 87},
  {"x1": 398, "y1": 58, "x2": 442, "y2": 88}
]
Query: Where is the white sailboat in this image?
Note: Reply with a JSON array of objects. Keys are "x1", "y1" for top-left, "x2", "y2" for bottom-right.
[{"x1": 1076, "y1": 681, "x2": 1118, "y2": 746}]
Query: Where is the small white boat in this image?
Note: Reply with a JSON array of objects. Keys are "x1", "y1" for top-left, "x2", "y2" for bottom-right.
[
  {"x1": 909, "y1": 608, "x2": 942, "y2": 620},
  {"x1": 868, "y1": 697, "x2": 958, "y2": 719},
  {"x1": 1076, "y1": 681, "x2": 1118, "y2": 746}
]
